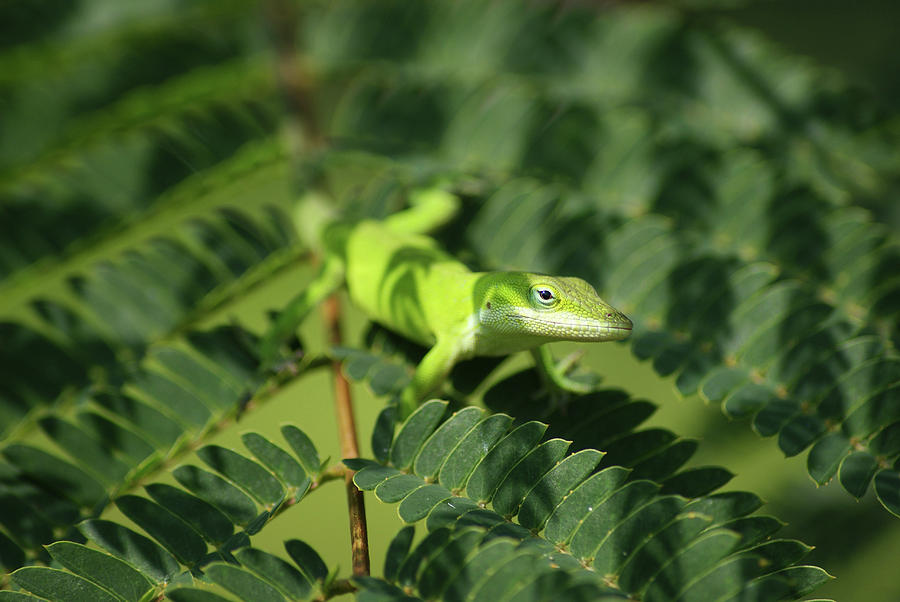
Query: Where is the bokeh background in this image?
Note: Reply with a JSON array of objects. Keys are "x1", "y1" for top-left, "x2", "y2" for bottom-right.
[{"x1": 2, "y1": 1, "x2": 900, "y2": 600}]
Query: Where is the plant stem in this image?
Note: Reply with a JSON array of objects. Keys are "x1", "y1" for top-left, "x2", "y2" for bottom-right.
[{"x1": 324, "y1": 294, "x2": 371, "y2": 576}]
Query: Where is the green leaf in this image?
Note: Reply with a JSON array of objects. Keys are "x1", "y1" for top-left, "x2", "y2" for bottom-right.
[
  {"x1": 205, "y1": 563, "x2": 287, "y2": 602},
  {"x1": 92, "y1": 393, "x2": 184, "y2": 448},
  {"x1": 11, "y1": 567, "x2": 121, "y2": 602},
  {"x1": 807, "y1": 433, "x2": 853, "y2": 485},
  {"x1": 568, "y1": 480, "x2": 659, "y2": 561},
  {"x1": 115, "y1": 495, "x2": 208, "y2": 566},
  {"x1": 413, "y1": 407, "x2": 484, "y2": 479},
  {"x1": 416, "y1": 528, "x2": 484, "y2": 599},
  {"x1": 874, "y1": 469, "x2": 900, "y2": 517},
  {"x1": 376, "y1": 474, "x2": 426, "y2": 503},
  {"x1": 0, "y1": 592, "x2": 45, "y2": 600},
  {"x1": 354, "y1": 464, "x2": 404, "y2": 491},
  {"x1": 281, "y1": 425, "x2": 321, "y2": 478},
  {"x1": 166, "y1": 588, "x2": 235, "y2": 602},
  {"x1": 144, "y1": 483, "x2": 234, "y2": 545},
  {"x1": 235, "y1": 548, "x2": 314, "y2": 600},
  {"x1": 673, "y1": 556, "x2": 763, "y2": 602},
  {"x1": 75, "y1": 412, "x2": 156, "y2": 465},
  {"x1": 196, "y1": 445, "x2": 285, "y2": 507},
  {"x1": 241, "y1": 433, "x2": 311, "y2": 501},
  {"x1": 390, "y1": 400, "x2": 448, "y2": 470},
  {"x1": 2, "y1": 444, "x2": 107, "y2": 508},
  {"x1": 384, "y1": 526, "x2": 415, "y2": 583},
  {"x1": 838, "y1": 450, "x2": 879, "y2": 499},
  {"x1": 542, "y1": 466, "x2": 630, "y2": 546},
  {"x1": 465, "y1": 421, "x2": 547, "y2": 503},
  {"x1": 591, "y1": 496, "x2": 686, "y2": 575},
  {"x1": 79, "y1": 519, "x2": 180, "y2": 583},
  {"x1": 46, "y1": 541, "x2": 155, "y2": 602},
  {"x1": 173, "y1": 465, "x2": 259, "y2": 526},
  {"x1": 284, "y1": 539, "x2": 328, "y2": 584},
  {"x1": 746, "y1": 539, "x2": 812, "y2": 571},
  {"x1": 131, "y1": 371, "x2": 213, "y2": 428},
  {"x1": 517, "y1": 449, "x2": 604, "y2": 531},
  {"x1": 397, "y1": 484, "x2": 453, "y2": 523},
  {"x1": 616, "y1": 514, "x2": 712, "y2": 593},
  {"x1": 371, "y1": 406, "x2": 397, "y2": 464},
  {"x1": 491, "y1": 438, "x2": 570, "y2": 518},
  {"x1": 641, "y1": 530, "x2": 741, "y2": 601},
  {"x1": 438, "y1": 414, "x2": 514, "y2": 491},
  {"x1": 661, "y1": 467, "x2": 734, "y2": 497}
]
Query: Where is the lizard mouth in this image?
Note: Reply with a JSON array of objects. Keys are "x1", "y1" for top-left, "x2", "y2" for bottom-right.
[{"x1": 509, "y1": 313, "x2": 633, "y2": 340}]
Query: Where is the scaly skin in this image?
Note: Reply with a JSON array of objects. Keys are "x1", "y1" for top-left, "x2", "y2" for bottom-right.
[
  {"x1": 341, "y1": 193, "x2": 632, "y2": 417},
  {"x1": 270, "y1": 187, "x2": 632, "y2": 418}
]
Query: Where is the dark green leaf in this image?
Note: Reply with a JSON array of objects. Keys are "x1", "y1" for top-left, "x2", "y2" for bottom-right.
[
  {"x1": 75, "y1": 412, "x2": 156, "y2": 464},
  {"x1": 642, "y1": 530, "x2": 741, "y2": 601},
  {"x1": 150, "y1": 347, "x2": 239, "y2": 409},
  {"x1": 390, "y1": 400, "x2": 448, "y2": 470},
  {"x1": 745, "y1": 539, "x2": 812, "y2": 571},
  {"x1": 284, "y1": 539, "x2": 328, "y2": 583},
  {"x1": 591, "y1": 496, "x2": 686, "y2": 575},
  {"x1": 38, "y1": 417, "x2": 131, "y2": 484},
  {"x1": 371, "y1": 406, "x2": 397, "y2": 464},
  {"x1": 874, "y1": 469, "x2": 900, "y2": 518},
  {"x1": 413, "y1": 407, "x2": 484, "y2": 479},
  {"x1": 491, "y1": 438, "x2": 570, "y2": 518},
  {"x1": 771, "y1": 565, "x2": 834, "y2": 597},
  {"x1": 92, "y1": 393, "x2": 184, "y2": 448},
  {"x1": 517, "y1": 449, "x2": 604, "y2": 531},
  {"x1": 568, "y1": 480, "x2": 659, "y2": 561},
  {"x1": 115, "y1": 495, "x2": 208, "y2": 566},
  {"x1": 131, "y1": 371, "x2": 212, "y2": 427},
  {"x1": 236, "y1": 548, "x2": 313, "y2": 600},
  {"x1": 416, "y1": 528, "x2": 484, "y2": 599},
  {"x1": 353, "y1": 464, "x2": 404, "y2": 491},
  {"x1": 197, "y1": 445, "x2": 284, "y2": 507},
  {"x1": 11, "y1": 567, "x2": 121, "y2": 602},
  {"x1": 145, "y1": 483, "x2": 234, "y2": 545},
  {"x1": 241, "y1": 433, "x2": 311, "y2": 499},
  {"x1": 281, "y1": 425, "x2": 321, "y2": 477},
  {"x1": 173, "y1": 465, "x2": 259, "y2": 526},
  {"x1": 384, "y1": 526, "x2": 415, "y2": 583},
  {"x1": 838, "y1": 450, "x2": 879, "y2": 499},
  {"x1": 441, "y1": 539, "x2": 518, "y2": 602},
  {"x1": 205, "y1": 563, "x2": 286, "y2": 602},
  {"x1": 166, "y1": 588, "x2": 234, "y2": 602},
  {"x1": 673, "y1": 556, "x2": 763, "y2": 602},
  {"x1": 543, "y1": 466, "x2": 630, "y2": 546},
  {"x1": 397, "y1": 484, "x2": 453, "y2": 523},
  {"x1": 375, "y1": 474, "x2": 424, "y2": 503},
  {"x1": 438, "y1": 414, "x2": 514, "y2": 491},
  {"x1": 807, "y1": 432, "x2": 852, "y2": 485},
  {"x1": 661, "y1": 467, "x2": 733, "y2": 497},
  {"x1": 2, "y1": 445, "x2": 106, "y2": 508},
  {"x1": 617, "y1": 514, "x2": 712, "y2": 593},
  {"x1": 465, "y1": 421, "x2": 547, "y2": 503},
  {"x1": 46, "y1": 541, "x2": 154, "y2": 602},
  {"x1": 79, "y1": 519, "x2": 180, "y2": 583}
]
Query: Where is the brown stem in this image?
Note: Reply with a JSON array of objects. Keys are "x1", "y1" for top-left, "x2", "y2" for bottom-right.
[{"x1": 323, "y1": 295, "x2": 370, "y2": 576}]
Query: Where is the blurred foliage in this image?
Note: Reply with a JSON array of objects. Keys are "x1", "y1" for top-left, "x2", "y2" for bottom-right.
[{"x1": 1, "y1": 0, "x2": 899, "y2": 600}]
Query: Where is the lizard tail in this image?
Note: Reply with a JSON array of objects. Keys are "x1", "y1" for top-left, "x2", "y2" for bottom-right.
[{"x1": 384, "y1": 187, "x2": 459, "y2": 235}]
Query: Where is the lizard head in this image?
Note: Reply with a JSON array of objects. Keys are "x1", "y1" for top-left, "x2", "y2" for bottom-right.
[{"x1": 475, "y1": 272, "x2": 632, "y2": 342}]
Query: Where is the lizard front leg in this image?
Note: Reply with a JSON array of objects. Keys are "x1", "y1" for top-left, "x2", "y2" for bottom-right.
[
  {"x1": 399, "y1": 337, "x2": 461, "y2": 419},
  {"x1": 531, "y1": 345, "x2": 600, "y2": 408}
]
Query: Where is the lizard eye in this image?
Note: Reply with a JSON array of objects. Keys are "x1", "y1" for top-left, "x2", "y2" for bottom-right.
[{"x1": 531, "y1": 286, "x2": 558, "y2": 307}]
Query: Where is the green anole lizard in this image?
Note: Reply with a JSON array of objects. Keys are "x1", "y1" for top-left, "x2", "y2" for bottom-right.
[{"x1": 263, "y1": 187, "x2": 632, "y2": 418}]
